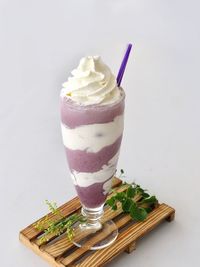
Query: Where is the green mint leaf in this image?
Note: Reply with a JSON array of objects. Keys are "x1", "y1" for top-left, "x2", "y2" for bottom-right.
[
  {"x1": 120, "y1": 169, "x2": 124, "y2": 174},
  {"x1": 106, "y1": 197, "x2": 115, "y2": 207},
  {"x1": 126, "y1": 186, "x2": 136, "y2": 198},
  {"x1": 136, "y1": 186, "x2": 144, "y2": 194},
  {"x1": 122, "y1": 198, "x2": 133, "y2": 212},
  {"x1": 142, "y1": 192, "x2": 150, "y2": 198},
  {"x1": 145, "y1": 207, "x2": 153, "y2": 213},
  {"x1": 115, "y1": 192, "x2": 126, "y2": 202},
  {"x1": 130, "y1": 205, "x2": 148, "y2": 221},
  {"x1": 112, "y1": 204, "x2": 117, "y2": 211},
  {"x1": 140, "y1": 196, "x2": 158, "y2": 205}
]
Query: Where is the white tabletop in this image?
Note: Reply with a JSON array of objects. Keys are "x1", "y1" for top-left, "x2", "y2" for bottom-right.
[{"x1": 1, "y1": 0, "x2": 200, "y2": 266}]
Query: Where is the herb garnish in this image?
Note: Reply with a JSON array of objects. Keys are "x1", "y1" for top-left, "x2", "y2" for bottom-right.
[
  {"x1": 106, "y1": 176, "x2": 158, "y2": 221},
  {"x1": 34, "y1": 201, "x2": 86, "y2": 244}
]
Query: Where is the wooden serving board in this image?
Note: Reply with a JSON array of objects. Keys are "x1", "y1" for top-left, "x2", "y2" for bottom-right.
[{"x1": 19, "y1": 177, "x2": 175, "y2": 267}]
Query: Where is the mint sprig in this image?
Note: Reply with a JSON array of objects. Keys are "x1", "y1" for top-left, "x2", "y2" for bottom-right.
[{"x1": 106, "y1": 172, "x2": 158, "y2": 221}]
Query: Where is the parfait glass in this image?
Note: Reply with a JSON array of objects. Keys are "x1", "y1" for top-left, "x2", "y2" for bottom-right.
[{"x1": 60, "y1": 91, "x2": 125, "y2": 250}]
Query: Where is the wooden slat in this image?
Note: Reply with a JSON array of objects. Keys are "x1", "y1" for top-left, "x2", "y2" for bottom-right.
[
  {"x1": 19, "y1": 233, "x2": 65, "y2": 267},
  {"x1": 74, "y1": 204, "x2": 175, "y2": 267},
  {"x1": 20, "y1": 177, "x2": 122, "y2": 241}
]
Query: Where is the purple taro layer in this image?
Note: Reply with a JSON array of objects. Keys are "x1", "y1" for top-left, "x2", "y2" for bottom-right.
[
  {"x1": 65, "y1": 136, "x2": 122, "y2": 173},
  {"x1": 61, "y1": 94, "x2": 125, "y2": 208},
  {"x1": 60, "y1": 97, "x2": 124, "y2": 128},
  {"x1": 75, "y1": 182, "x2": 108, "y2": 208}
]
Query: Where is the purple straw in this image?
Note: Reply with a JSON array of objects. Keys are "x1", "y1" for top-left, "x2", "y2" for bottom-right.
[{"x1": 117, "y1": 43, "x2": 132, "y2": 87}]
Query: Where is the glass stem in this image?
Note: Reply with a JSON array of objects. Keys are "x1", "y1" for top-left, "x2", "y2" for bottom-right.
[{"x1": 81, "y1": 204, "x2": 104, "y2": 231}]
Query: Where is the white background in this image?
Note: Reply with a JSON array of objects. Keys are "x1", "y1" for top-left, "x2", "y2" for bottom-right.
[{"x1": 1, "y1": 0, "x2": 200, "y2": 266}]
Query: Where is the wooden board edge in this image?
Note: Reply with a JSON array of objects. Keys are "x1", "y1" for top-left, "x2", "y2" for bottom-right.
[
  {"x1": 74, "y1": 203, "x2": 175, "y2": 267},
  {"x1": 19, "y1": 232, "x2": 65, "y2": 267},
  {"x1": 18, "y1": 178, "x2": 176, "y2": 267},
  {"x1": 124, "y1": 203, "x2": 175, "y2": 255}
]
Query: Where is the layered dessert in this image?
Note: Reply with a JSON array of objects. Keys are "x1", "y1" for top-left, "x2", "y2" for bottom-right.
[{"x1": 60, "y1": 56, "x2": 125, "y2": 208}]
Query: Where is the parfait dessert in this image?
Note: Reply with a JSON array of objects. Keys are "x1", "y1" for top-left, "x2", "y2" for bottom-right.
[{"x1": 60, "y1": 56, "x2": 125, "y2": 249}]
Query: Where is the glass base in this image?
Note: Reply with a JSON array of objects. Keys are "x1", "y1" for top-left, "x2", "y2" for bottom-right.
[
  {"x1": 72, "y1": 220, "x2": 118, "y2": 250},
  {"x1": 71, "y1": 205, "x2": 118, "y2": 250}
]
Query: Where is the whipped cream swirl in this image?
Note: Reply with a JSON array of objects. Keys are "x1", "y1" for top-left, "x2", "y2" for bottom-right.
[{"x1": 61, "y1": 56, "x2": 122, "y2": 105}]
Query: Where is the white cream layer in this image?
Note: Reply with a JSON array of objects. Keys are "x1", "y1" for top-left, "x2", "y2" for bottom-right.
[
  {"x1": 103, "y1": 178, "x2": 113, "y2": 195},
  {"x1": 61, "y1": 115, "x2": 123, "y2": 153},
  {"x1": 71, "y1": 151, "x2": 119, "y2": 187}
]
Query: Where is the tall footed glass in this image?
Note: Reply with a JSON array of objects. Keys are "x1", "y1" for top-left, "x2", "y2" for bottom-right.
[{"x1": 60, "y1": 90, "x2": 125, "y2": 250}]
